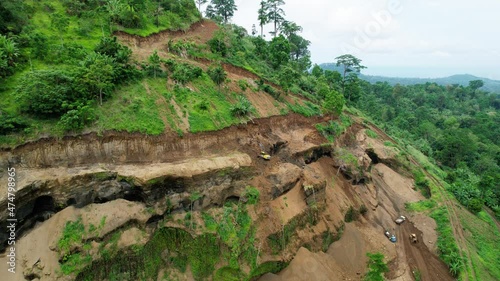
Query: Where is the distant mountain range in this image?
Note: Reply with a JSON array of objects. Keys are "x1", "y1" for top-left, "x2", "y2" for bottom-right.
[{"x1": 319, "y1": 63, "x2": 500, "y2": 93}]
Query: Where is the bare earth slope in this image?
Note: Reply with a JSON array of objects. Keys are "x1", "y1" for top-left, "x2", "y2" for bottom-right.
[{"x1": 0, "y1": 115, "x2": 454, "y2": 281}]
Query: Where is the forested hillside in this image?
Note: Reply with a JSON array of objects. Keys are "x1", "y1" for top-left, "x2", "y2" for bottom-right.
[
  {"x1": 354, "y1": 80, "x2": 500, "y2": 217},
  {"x1": 1, "y1": 0, "x2": 342, "y2": 145}
]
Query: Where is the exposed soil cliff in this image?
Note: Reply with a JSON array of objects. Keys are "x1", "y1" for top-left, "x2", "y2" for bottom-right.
[{"x1": 0, "y1": 114, "x2": 453, "y2": 281}]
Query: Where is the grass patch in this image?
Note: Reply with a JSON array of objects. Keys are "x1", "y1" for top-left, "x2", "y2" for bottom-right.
[
  {"x1": 76, "y1": 227, "x2": 220, "y2": 281},
  {"x1": 58, "y1": 217, "x2": 85, "y2": 256},
  {"x1": 184, "y1": 75, "x2": 240, "y2": 133},
  {"x1": 287, "y1": 101, "x2": 322, "y2": 117},
  {"x1": 430, "y1": 207, "x2": 464, "y2": 277},
  {"x1": 383, "y1": 141, "x2": 396, "y2": 147},
  {"x1": 365, "y1": 129, "x2": 378, "y2": 138},
  {"x1": 459, "y1": 209, "x2": 500, "y2": 280},
  {"x1": 405, "y1": 199, "x2": 437, "y2": 212},
  {"x1": 315, "y1": 121, "x2": 342, "y2": 142},
  {"x1": 94, "y1": 78, "x2": 165, "y2": 135}
]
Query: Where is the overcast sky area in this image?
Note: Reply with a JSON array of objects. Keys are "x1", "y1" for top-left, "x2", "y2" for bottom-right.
[{"x1": 218, "y1": 0, "x2": 500, "y2": 79}]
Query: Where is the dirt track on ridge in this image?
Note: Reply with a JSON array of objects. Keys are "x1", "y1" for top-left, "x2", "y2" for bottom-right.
[{"x1": 391, "y1": 222, "x2": 454, "y2": 281}]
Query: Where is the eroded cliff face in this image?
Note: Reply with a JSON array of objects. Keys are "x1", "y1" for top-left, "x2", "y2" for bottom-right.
[
  {"x1": 0, "y1": 114, "x2": 320, "y2": 252},
  {"x1": 0, "y1": 114, "x2": 452, "y2": 281}
]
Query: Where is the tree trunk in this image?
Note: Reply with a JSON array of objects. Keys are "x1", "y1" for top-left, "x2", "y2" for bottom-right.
[
  {"x1": 99, "y1": 89, "x2": 103, "y2": 106},
  {"x1": 261, "y1": 25, "x2": 263, "y2": 37}
]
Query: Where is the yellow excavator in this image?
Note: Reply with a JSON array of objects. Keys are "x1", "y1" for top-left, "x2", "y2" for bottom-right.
[
  {"x1": 258, "y1": 151, "x2": 271, "y2": 160},
  {"x1": 258, "y1": 143, "x2": 271, "y2": 160}
]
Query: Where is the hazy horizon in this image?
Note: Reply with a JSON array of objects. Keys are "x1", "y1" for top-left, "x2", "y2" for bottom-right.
[{"x1": 359, "y1": 66, "x2": 500, "y2": 80}]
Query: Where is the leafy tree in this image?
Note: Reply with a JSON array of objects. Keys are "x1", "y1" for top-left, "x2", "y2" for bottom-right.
[
  {"x1": 279, "y1": 20, "x2": 301, "y2": 37},
  {"x1": 152, "y1": 0, "x2": 163, "y2": 27},
  {"x1": 25, "y1": 31, "x2": 48, "y2": 60},
  {"x1": 277, "y1": 65, "x2": 299, "y2": 93},
  {"x1": 266, "y1": 0, "x2": 286, "y2": 37},
  {"x1": 468, "y1": 79, "x2": 484, "y2": 91},
  {"x1": 434, "y1": 128, "x2": 477, "y2": 168},
  {"x1": 322, "y1": 89, "x2": 345, "y2": 116},
  {"x1": 0, "y1": 35, "x2": 19, "y2": 78},
  {"x1": 268, "y1": 35, "x2": 290, "y2": 69},
  {"x1": 207, "y1": 64, "x2": 227, "y2": 91},
  {"x1": 257, "y1": 1, "x2": 269, "y2": 37},
  {"x1": 104, "y1": 0, "x2": 125, "y2": 33},
  {"x1": 251, "y1": 36, "x2": 268, "y2": 60},
  {"x1": 208, "y1": 31, "x2": 229, "y2": 57},
  {"x1": 311, "y1": 64, "x2": 324, "y2": 78},
  {"x1": 148, "y1": 50, "x2": 162, "y2": 78},
  {"x1": 58, "y1": 101, "x2": 95, "y2": 131},
  {"x1": 335, "y1": 54, "x2": 366, "y2": 102},
  {"x1": 365, "y1": 252, "x2": 389, "y2": 281},
  {"x1": 80, "y1": 53, "x2": 115, "y2": 105},
  {"x1": 324, "y1": 70, "x2": 342, "y2": 89},
  {"x1": 344, "y1": 73, "x2": 362, "y2": 103},
  {"x1": 206, "y1": 0, "x2": 237, "y2": 23},
  {"x1": 0, "y1": 112, "x2": 28, "y2": 135},
  {"x1": 170, "y1": 62, "x2": 202, "y2": 85},
  {"x1": 278, "y1": 21, "x2": 310, "y2": 70},
  {"x1": 16, "y1": 69, "x2": 77, "y2": 117},
  {"x1": 94, "y1": 36, "x2": 131, "y2": 64},
  {"x1": 315, "y1": 80, "x2": 330, "y2": 100}
]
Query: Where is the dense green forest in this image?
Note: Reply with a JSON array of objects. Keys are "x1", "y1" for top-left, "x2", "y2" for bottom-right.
[
  {"x1": 353, "y1": 80, "x2": 500, "y2": 216},
  {"x1": 320, "y1": 63, "x2": 500, "y2": 93}
]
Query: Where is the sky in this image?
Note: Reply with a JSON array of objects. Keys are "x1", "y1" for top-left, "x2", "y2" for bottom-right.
[{"x1": 217, "y1": 0, "x2": 500, "y2": 80}]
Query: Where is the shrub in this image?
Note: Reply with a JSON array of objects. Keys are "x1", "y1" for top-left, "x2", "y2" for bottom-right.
[
  {"x1": 230, "y1": 96, "x2": 254, "y2": 117},
  {"x1": 244, "y1": 186, "x2": 260, "y2": 205},
  {"x1": 359, "y1": 204, "x2": 368, "y2": 215},
  {"x1": 238, "y1": 79, "x2": 249, "y2": 91},
  {"x1": 365, "y1": 252, "x2": 389, "y2": 281},
  {"x1": 0, "y1": 113, "x2": 28, "y2": 135},
  {"x1": 344, "y1": 206, "x2": 359, "y2": 222},
  {"x1": 58, "y1": 101, "x2": 95, "y2": 131},
  {"x1": 171, "y1": 62, "x2": 202, "y2": 84},
  {"x1": 260, "y1": 83, "x2": 280, "y2": 100},
  {"x1": 207, "y1": 64, "x2": 227, "y2": 89},
  {"x1": 16, "y1": 69, "x2": 78, "y2": 117},
  {"x1": 207, "y1": 36, "x2": 228, "y2": 57}
]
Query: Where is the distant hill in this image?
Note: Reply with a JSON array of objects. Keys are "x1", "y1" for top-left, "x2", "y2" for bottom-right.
[{"x1": 319, "y1": 63, "x2": 500, "y2": 93}]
